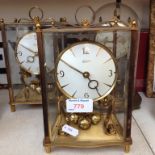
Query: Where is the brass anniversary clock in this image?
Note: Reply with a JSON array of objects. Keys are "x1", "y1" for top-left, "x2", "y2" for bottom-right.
[
  {"x1": 34, "y1": 3, "x2": 139, "y2": 153},
  {"x1": 0, "y1": 7, "x2": 54, "y2": 111}
]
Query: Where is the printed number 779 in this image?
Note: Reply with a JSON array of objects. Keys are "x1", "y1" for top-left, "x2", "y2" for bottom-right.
[{"x1": 74, "y1": 104, "x2": 84, "y2": 109}]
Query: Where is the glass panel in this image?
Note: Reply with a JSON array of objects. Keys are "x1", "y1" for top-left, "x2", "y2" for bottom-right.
[
  {"x1": 6, "y1": 24, "x2": 42, "y2": 103},
  {"x1": 42, "y1": 32, "x2": 58, "y2": 127},
  {"x1": 96, "y1": 29, "x2": 131, "y2": 133}
]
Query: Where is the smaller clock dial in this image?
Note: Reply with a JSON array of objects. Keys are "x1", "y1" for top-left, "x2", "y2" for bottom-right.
[
  {"x1": 16, "y1": 32, "x2": 54, "y2": 75},
  {"x1": 16, "y1": 32, "x2": 39, "y2": 75}
]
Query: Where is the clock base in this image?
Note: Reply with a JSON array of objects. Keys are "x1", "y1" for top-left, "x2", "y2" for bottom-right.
[
  {"x1": 45, "y1": 146, "x2": 52, "y2": 153},
  {"x1": 43, "y1": 137, "x2": 52, "y2": 153},
  {"x1": 45, "y1": 113, "x2": 132, "y2": 152},
  {"x1": 124, "y1": 144, "x2": 130, "y2": 153},
  {"x1": 10, "y1": 104, "x2": 16, "y2": 112},
  {"x1": 9, "y1": 85, "x2": 55, "y2": 112}
]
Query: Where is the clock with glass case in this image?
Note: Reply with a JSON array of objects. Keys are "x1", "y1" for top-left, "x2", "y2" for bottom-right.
[
  {"x1": 0, "y1": 7, "x2": 55, "y2": 112},
  {"x1": 34, "y1": 2, "x2": 139, "y2": 152}
]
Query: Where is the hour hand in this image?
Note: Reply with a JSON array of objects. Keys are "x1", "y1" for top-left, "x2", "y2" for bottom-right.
[{"x1": 19, "y1": 44, "x2": 37, "y2": 54}]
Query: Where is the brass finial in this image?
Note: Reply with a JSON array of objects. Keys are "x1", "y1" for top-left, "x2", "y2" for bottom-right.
[
  {"x1": 128, "y1": 18, "x2": 137, "y2": 28},
  {"x1": 131, "y1": 19, "x2": 137, "y2": 28},
  {"x1": 60, "y1": 17, "x2": 67, "y2": 23},
  {"x1": 99, "y1": 16, "x2": 103, "y2": 23},
  {"x1": 14, "y1": 18, "x2": 18, "y2": 23},
  {"x1": 51, "y1": 18, "x2": 55, "y2": 27},
  {"x1": 81, "y1": 18, "x2": 90, "y2": 27},
  {"x1": 33, "y1": 16, "x2": 41, "y2": 29}
]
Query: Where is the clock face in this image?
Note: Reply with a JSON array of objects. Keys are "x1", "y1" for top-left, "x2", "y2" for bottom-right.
[
  {"x1": 16, "y1": 32, "x2": 54, "y2": 75},
  {"x1": 56, "y1": 42, "x2": 117, "y2": 101}
]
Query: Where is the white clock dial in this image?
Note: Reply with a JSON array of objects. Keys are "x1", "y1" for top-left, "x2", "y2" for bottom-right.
[
  {"x1": 56, "y1": 42, "x2": 117, "y2": 101},
  {"x1": 16, "y1": 32, "x2": 54, "y2": 75}
]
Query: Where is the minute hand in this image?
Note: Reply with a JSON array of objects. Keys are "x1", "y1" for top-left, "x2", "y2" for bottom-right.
[
  {"x1": 60, "y1": 59, "x2": 83, "y2": 75},
  {"x1": 20, "y1": 44, "x2": 37, "y2": 53}
]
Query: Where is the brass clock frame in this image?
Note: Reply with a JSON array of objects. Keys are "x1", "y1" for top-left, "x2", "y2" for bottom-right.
[
  {"x1": 34, "y1": 16, "x2": 139, "y2": 153},
  {"x1": 146, "y1": 0, "x2": 155, "y2": 97}
]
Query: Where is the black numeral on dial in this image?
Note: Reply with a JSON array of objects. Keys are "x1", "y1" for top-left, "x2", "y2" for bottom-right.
[
  {"x1": 84, "y1": 93, "x2": 89, "y2": 98},
  {"x1": 17, "y1": 51, "x2": 22, "y2": 56},
  {"x1": 83, "y1": 48, "x2": 89, "y2": 54},
  {"x1": 59, "y1": 70, "x2": 65, "y2": 77}
]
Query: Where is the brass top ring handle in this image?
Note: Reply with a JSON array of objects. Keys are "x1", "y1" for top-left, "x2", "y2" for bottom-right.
[
  {"x1": 75, "y1": 5, "x2": 95, "y2": 26},
  {"x1": 29, "y1": 6, "x2": 44, "y2": 20}
]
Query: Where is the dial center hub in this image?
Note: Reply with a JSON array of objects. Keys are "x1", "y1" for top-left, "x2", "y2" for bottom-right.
[{"x1": 83, "y1": 71, "x2": 90, "y2": 78}]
